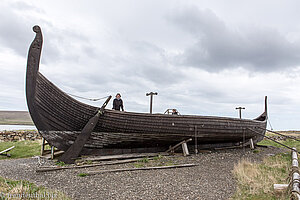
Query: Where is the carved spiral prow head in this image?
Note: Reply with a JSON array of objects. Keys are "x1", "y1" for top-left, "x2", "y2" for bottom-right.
[{"x1": 33, "y1": 25, "x2": 41, "y2": 33}]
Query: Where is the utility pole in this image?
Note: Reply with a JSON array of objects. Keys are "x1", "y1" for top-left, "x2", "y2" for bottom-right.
[
  {"x1": 146, "y1": 92, "x2": 158, "y2": 114},
  {"x1": 235, "y1": 107, "x2": 245, "y2": 119}
]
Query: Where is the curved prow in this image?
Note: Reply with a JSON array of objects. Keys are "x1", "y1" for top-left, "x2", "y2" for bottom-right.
[
  {"x1": 26, "y1": 25, "x2": 47, "y2": 130},
  {"x1": 254, "y1": 96, "x2": 268, "y2": 121},
  {"x1": 264, "y1": 96, "x2": 267, "y2": 115},
  {"x1": 26, "y1": 25, "x2": 42, "y2": 101}
]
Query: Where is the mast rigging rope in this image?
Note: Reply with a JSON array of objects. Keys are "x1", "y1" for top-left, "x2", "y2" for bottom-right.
[
  {"x1": 247, "y1": 128, "x2": 300, "y2": 153},
  {"x1": 66, "y1": 93, "x2": 110, "y2": 101},
  {"x1": 256, "y1": 127, "x2": 300, "y2": 143}
]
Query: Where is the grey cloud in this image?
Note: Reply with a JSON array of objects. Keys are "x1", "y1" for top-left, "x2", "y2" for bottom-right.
[
  {"x1": 169, "y1": 6, "x2": 300, "y2": 72},
  {"x1": 40, "y1": 26, "x2": 95, "y2": 64},
  {"x1": 0, "y1": 68, "x2": 27, "y2": 110},
  {"x1": 0, "y1": 3, "x2": 53, "y2": 60},
  {"x1": 12, "y1": 1, "x2": 43, "y2": 13},
  {"x1": 0, "y1": 2, "x2": 94, "y2": 65},
  {"x1": 0, "y1": 8, "x2": 33, "y2": 57},
  {"x1": 116, "y1": 41, "x2": 186, "y2": 85}
]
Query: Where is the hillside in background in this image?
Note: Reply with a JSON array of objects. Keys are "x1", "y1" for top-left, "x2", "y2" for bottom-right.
[{"x1": 0, "y1": 111, "x2": 33, "y2": 125}]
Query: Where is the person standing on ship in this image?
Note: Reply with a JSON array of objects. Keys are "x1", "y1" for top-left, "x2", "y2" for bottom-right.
[{"x1": 112, "y1": 93, "x2": 124, "y2": 111}]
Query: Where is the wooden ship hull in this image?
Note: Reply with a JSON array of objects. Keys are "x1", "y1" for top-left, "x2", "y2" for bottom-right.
[{"x1": 26, "y1": 26, "x2": 267, "y2": 155}]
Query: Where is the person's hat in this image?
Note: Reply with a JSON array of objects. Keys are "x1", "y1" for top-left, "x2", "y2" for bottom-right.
[{"x1": 116, "y1": 93, "x2": 121, "y2": 97}]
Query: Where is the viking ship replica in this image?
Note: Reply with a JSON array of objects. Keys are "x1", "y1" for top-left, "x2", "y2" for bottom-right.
[{"x1": 26, "y1": 26, "x2": 267, "y2": 160}]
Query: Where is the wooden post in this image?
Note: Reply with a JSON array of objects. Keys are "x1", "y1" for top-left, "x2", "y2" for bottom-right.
[
  {"x1": 291, "y1": 172, "x2": 300, "y2": 200},
  {"x1": 150, "y1": 95, "x2": 153, "y2": 113},
  {"x1": 182, "y1": 142, "x2": 189, "y2": 156},
  {"x1": 274, "y1": 147, "x2": 300, "y2": 199},
  {"x1": 166, "y1": 138, "x2": 192, "y2": 153},
  {"x1": 146, "y1": 92, "x2": 158, "y2": 114},
  {"x1": 41, "y1": 138, "x2": 45, "y2": 156},
  {"x1": 40, "y1": 138, "x2": 56, "y2": 159},
  {"x1": 50, "y1": 146, "x2": 55, "y2": 160},
  {"x1": 195, "y1": 125, "x2": 198, "y2": 154},
  {"x1": 166, "y1": 138, "x2": 192, "y2": 156},
  {"x1": 236, "y1": 107, "x2": 245, "y2": 119},
  {"x1": 250, "y1": 138, "x2": 255, "y2": 150},
  {"x1": 291, "y1": 148, "x2": 300, "y2": 199},
  {"x1": 273, "y1": 184, "x2": 288, "y2": 194},
  {"x1": 292, "y1": 148, "x2": 299, "y2": 168},
  {"x1": 291, "y1": 193, "x2": 300, "y2": 200}
]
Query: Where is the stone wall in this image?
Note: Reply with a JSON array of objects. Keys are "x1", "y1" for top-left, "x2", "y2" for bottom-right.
[{"x1": 0, "y1": 130, "x2": 42, "y2": 142}]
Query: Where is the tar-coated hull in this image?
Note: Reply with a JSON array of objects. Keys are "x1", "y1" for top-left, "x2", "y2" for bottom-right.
[{"x1": 26, "y1": 26, "x2": 267, "y2": 153}]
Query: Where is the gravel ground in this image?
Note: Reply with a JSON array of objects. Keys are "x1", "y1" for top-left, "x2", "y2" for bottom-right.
[{"x1": 0, "y1": 146, "x2": 286, "y2": 200}]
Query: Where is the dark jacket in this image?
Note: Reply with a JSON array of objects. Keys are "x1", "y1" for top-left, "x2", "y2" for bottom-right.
[{"x1": 112, "y1": 98, "x2": 124, "y2": 111}]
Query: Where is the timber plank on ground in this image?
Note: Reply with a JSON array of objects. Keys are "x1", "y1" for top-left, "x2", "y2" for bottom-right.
[{"x1": 82, "y1": 152, "x2": 168, "y2": 162}]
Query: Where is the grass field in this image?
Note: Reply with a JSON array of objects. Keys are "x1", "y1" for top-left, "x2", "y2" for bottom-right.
[
  {"x1": 0, "y1": 111, "x2": 33, "y2": 125},
  {"x1": 0, "y1": 140, "x2": 41, "y2": 160},
  {"x1": 0, "y1": 140, "x2": 69, "y2": 199},
  {"x1": 232, "y1": 137, "x2": 300, "y2": 200},
  {"x1": 0, "y1": 176, "x2": 70, "y2": 200}
]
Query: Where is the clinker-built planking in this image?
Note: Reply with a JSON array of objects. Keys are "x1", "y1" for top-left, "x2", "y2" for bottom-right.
[{"x1": 26, "y1": 26, "x2": 268, "y2": 155}]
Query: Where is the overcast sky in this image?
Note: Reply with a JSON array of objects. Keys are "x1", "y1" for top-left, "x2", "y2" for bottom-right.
[{"x1": 1, "y1": 0, "x2": 300, "y2": 130}]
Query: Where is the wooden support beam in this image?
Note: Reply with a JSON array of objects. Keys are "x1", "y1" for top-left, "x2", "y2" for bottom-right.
[
  {"x1": 36, "y1": 157, "x2": 158, "y2": 172},
  {"x1": 50, "y1": 146, "x2": 55, "y2": 160},
  {"x1": 182, "y1": 142, "x2": 189, "y2": 156},
  {"x1": 40, "y1": 150, "x2": 64, "y2": 159},
  {"x1": 166, "y1": 138, "x2": 192, "y2": 153},
  {"x1": 42, "y1": 150, "x2": 51, "y2": 154},
  {"x1": 0, "y1": 146, "x2": 15, "y2": 157},
  {"x1": 82, "y1": 152, "x2": 168, "y2": 162},
  {"x1": 273, "y1": 184, "x2": 288, "y2": 194},
  {"x1": 194, "y1": 125, "x2": 198, "y2": 154},
  {"x1": 41, "y1": 137, "x2": 45, "y2": 156},
  {"x1": 86, "y1": 163, "x2": 198, "y2": 175},
  {"x1": 58, "y1": 96, "x2": 112, "y2": 164},
  {"x1": 255, "y1": 144, "x2": 270, "y2": 148},
  {"x1": 41, "y1": 137, "x2": 56, "y2": 159},
  {"x1": 249, "y1": 138, "x2": 255, "y2": 150}
]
